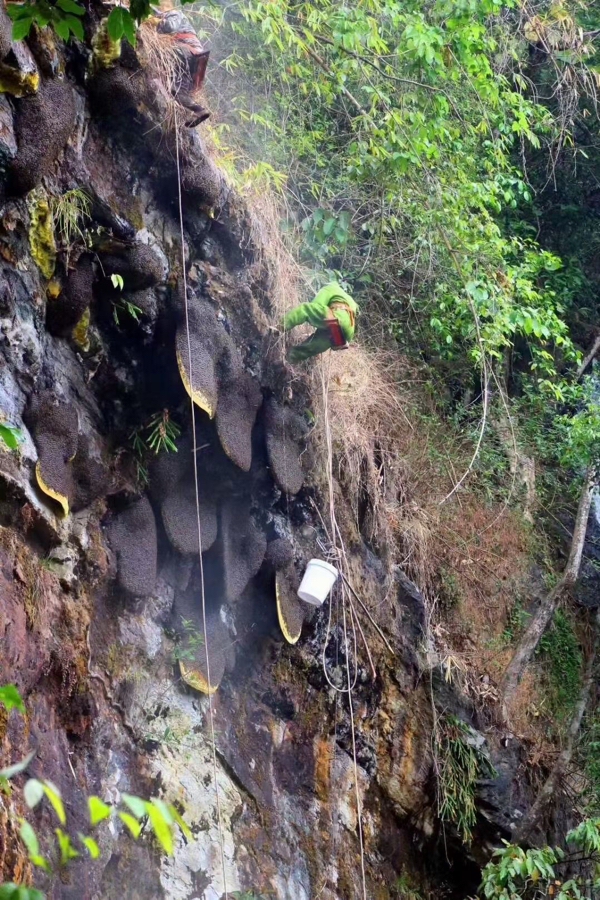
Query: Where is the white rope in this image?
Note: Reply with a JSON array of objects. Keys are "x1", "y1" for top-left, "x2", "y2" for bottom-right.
[
  {"x1": 175, "y1": 120, "x2": 229, "y2": 900},
  {"x1": 318, "y1": 354, "x2": 367, "y2": 900}
]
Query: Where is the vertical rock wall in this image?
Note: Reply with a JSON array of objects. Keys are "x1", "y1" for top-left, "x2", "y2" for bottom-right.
[{"x1": 0, "y1": 10, "x2": 542, "y2": 899}]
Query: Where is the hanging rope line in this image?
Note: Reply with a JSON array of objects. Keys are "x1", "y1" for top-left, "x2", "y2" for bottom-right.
[
  {"x1": 174, "y1": 119, "x2": 229, "y2": 900},
  {"x1": 318, "y1": 355, "x2": 367, "y2": 900}
]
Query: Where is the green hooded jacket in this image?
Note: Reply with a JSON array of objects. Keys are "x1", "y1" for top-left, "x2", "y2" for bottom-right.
[{"x1": 282, "y1": 282, "x2": 358, "y2": 362}]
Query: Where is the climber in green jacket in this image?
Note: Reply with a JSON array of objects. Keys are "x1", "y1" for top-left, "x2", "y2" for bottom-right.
[{"x1": 283, "y1": 282, "x2": 358, "y2": 363}]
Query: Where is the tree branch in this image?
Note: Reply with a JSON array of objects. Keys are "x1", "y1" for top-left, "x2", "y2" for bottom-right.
[{"x1": 500, "y1": 464, "x2": 596, "y2": 713}]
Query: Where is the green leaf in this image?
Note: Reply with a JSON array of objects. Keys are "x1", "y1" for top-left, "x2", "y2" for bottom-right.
[
  {"x1": 106, "y1": 7, "x2": 125, "y2": 41},
  {"x1": 10, "y1": 14, "x2": 33, "y2": 39},
  {"x1": 6, "y1": 4, "x2": 34, "y2": 20},
  {"x1": 24, "y1": 779, "x2": 44, "y2": 809},
  {"x1": 168, "y1": 804, "x2": 192, "y2": 840},
  {"x1": 55, "y1": 828, "x2": 78, "y2": 866},
  {"x1": 88, "y1": 796, "x2": 111, "y2": 826},
  {"x1": 53, "y1": 16, "x2": 70, "y2": 40},
  {"x1": 0, "y1": 685, "x2": 25, "y2": 713},
  {"x1": 64, "y1": 14, "x2": 83, "y2": 40},
  {"x1": 120, "y1": 9, "x2": 136, "y2": 46},
  {"x1": 110, "y1": 273, "x2": 124, "y2": 290},
  {"x1": 0, "y1": 425, "x2": 22, "y2": 452},
  {"x1": 56, "y1": 0, "x2": 85, "y2": 15},
  {"x1": 145, "y1": 801, "x2": 173, "y2": 854},
  {"x1": 121, "y1": 793, "x2": 146, "y2": 818},
  {"x1": 42, "y1": 781, "x2": 66, "y2": 825},
  {"x1": 19, "y1": 821, "x2": 40, "y2": 859},
  {"x1": 78, "y1": 833, "x2": 100, "y2": 859},
  {"x1": 117, "y1": 811, "x2": 141, "y2": 839},
  {"x1": 0, "y1": 750, "x2": 36, "y2": 781}
]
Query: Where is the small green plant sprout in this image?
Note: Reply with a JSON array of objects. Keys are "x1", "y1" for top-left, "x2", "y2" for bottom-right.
[
  {"x1": 172, "y1": 617, "x2": 205, "y2": 663},
  {"x1": 49, "y1": 189, "x2": 91, "y2": 262},
  {"x1": 7, "y1": 0, "x2": 85, "y2": 43},
  {"x1": 112, "y1": 298, "x2": 142, "y2": 326},
  {"x1": 0, "y1": 684, "x2": 25, "y2": 714},
  {"x1": 146, "y1": 410, "x2": 180, "y2": 455},
  {"x1": 436, "y1": 715, "x2": 495, "y2": 845},
  {"x1": 110, "y1": 273, "x2": 124, "y2": 290},
  {"x1": 128, "y1": 410, "x2": 180, "y2": 487},
  {"x1": 0, "y1": 421, "x2": 23, "y2": 451}
]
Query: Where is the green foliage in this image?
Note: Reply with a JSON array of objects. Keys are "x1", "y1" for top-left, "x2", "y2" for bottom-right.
[
  {"x1": 501, "y1": 598, "x2": 530, "y2": 646},
  {"x1": 8, "y1": 0, "x2": 84, "y2": 43},
  {"x1": 129, "y1": 408, "x2": 180, "y2": 485},
  {"x1": 0, "y1": 685, "x2": 190, "y2": 897},
  {"x1": 49, "y1": 189, "x2": 91, "y2": 261},
  {"x1": 0, "y1": 886, "x2": 43, "y2": 900},
  {"x1": 106, "y1": 7, "x2": 136, "y2": 47},
  {"x1": 0, "y1": 684, "x2": 25, "y2": 714},
  {"x1": 578, "y1": 710, "x2": 600, "y2": 816},
  {"x1": 436, "y1": 714, "x2": 495, "y2": 844},
  {"x1": 478, "y1": 819, "x2": 600, "y2": 899},
  {"x1": 0, "y1": 423, "x2": 23, "y2": 452},
  {"x1": 392, "y1": 873, "x2": 426, "y2": 899},
  {"x1": 536, "y1": 608, "x2": 582, "y2": 724},
  {"x1": 171, "y1": 617, "x2": 205, "y2": 663},
  {"x1": 110, "y1": 273, "x2": 124, "y2": 291}
]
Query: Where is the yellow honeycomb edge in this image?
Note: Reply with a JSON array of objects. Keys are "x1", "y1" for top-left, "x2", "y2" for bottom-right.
[
  {"x1": 176, "y1": 348, "x2": 215, "y2": 419},
  {"x1": 35, "y1": 461, "x2": 69, "y2": 518},
  {"x1": 178, "y1": 660, "x2": 219, "y2": 695},
  {"x1": 276, "y1": 572, "x2": 302, "y2": 645}
]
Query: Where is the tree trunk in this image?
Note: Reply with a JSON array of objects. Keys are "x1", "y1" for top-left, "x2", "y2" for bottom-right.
[
  {"x1": 500, "y1": 465, "x2": 596, "y2": 713},
  {"x1": 576, "y1": 333, "x2": 600, "y2": 379},
  {"x1": 513, "y1": 606, "x2": 600, "y2": 843}
]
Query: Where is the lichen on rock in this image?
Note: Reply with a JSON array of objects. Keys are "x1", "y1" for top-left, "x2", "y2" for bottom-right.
[{"x1": 27, "y1": 190, "x2": 56, "y2": 280}]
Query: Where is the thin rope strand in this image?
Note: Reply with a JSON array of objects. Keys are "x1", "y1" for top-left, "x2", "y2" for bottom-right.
[
  {"x1": 319, "y1": 354, "x2": 367, "y2": 898},
  {"x1": 175, "y1": 120, "x2": 229, "y2": 900}
]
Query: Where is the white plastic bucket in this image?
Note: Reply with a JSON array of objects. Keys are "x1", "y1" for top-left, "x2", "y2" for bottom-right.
[{"x1": 297, "y1": 559, "x2": 339, "y2": 607}]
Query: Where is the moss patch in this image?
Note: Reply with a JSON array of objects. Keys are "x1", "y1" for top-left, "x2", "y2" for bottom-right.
[
  {"x1": 27, "y1": 191, "x2": 56, "y2": 280},
  {"x1": 0, "y1": 64, "x2": 39, "y2": 98}
]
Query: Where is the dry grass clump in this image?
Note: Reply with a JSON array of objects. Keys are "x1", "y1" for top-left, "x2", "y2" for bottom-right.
[{"x1": 138, "y1": 20, "x2": 189, "y2": 131}]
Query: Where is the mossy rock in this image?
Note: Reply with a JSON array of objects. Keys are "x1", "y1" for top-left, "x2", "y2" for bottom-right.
[{"x1": 27, "y1": 190, "x2": 56, "y2": 280}]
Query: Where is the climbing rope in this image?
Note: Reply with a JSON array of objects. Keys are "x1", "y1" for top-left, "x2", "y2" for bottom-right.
[
  {"x1": 318, "y1": 354, "x2": 367, "y2": 900},
  {"x1": 174, "y1": 118, "x2": 229, "y2": 900}
]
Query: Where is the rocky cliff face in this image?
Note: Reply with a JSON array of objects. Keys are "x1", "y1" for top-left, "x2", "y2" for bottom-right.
[{"x1": 0, "y1": 9, "x2": 547, "y2": 899}]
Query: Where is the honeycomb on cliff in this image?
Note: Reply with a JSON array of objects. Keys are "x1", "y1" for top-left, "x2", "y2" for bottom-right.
[
  {"x1": 275, "y1": 570, "x2": 306, "y2": 645},
  {"x1": 216, "y1": 370, "x2": 262, "y2": 471},
  {"x1": 221, "y1": 498, "x2": 266, "y2": 601},
  {"x1": 176, "y1": 300, "x2": 244, "y2": 420},
  {"x1": 107, "y1": 496, "x2": 157, "y2": 596},
  {"x1": 161, "y1": 483, "x2": 218, "y2": 556},
  {"x1": 264, "y1": 398, "x2": 307, "y2": 495},
  {"x1": 9, "y1": 79, "x2": 76, "y2": 195},
  {"x1": 46, "y1": 254, "x2": 94, "y2": 337},
  {"x1": 26, "y1": 392, "x2": 78, "y2": 517},
  {"x1": 98, "y1": 242, "x2": 165, "y2": 291},
  {"x1": 265, "y1": 538, "x2": 306, "y2": 644},
  {"x1": 173, "y1": 589, "x2": 230, "y2": 694}
]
